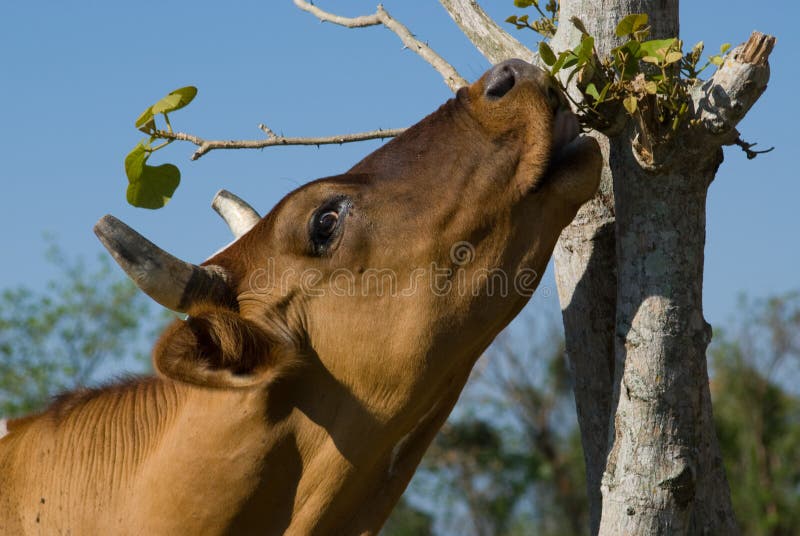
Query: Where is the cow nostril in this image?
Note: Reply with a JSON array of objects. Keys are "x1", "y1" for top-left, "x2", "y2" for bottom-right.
[{"x1": 485, "y1": 65, "x2": 516, "y2": 99}]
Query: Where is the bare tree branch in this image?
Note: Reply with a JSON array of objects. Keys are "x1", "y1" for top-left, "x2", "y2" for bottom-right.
[
  {"x1": 155, "y1": 125, "x2": 406, "y2": 161},
  {"x1": 691, "y1": 31, "x2": 777, "y2": 146},
  {"x1": 438, "y1": 0, "x2": 534, "y2": 65},
  {"x1": 732, "y1": 134, "x2": 775, "y2": 160},
  {"x1": 293, "y1": 0, "x2": 467, "y2": 92},
  {"x1": 153, "y1": 1, "x2": 472, "y2": 161}
]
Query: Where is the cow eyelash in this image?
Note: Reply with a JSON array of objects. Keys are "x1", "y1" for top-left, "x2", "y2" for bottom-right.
[{"x1": 309, "y1": 196, "x2": 350, "y2": 255}]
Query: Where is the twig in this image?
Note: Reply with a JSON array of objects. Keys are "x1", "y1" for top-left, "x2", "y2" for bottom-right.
[
  {"x1": 154, "y1": 126, "x2": 407, "y2": 161},
  {"x1": 732, "y1": 135, "x2": 774, "y2": 160},
  {"x1": 438, "y1": 0, "x2": 534, "y2": 65},
  {"x1": 293, "y1": 0, "x2": 467, "y2": 92},
  {"x1": 690, "y1": 31, "x2": 777, "y2": 141}
]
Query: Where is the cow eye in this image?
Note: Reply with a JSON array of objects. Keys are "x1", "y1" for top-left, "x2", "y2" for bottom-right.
[
  {"x1": 309, "y1": 196, "x2": 350, "y2": 254},
  {"x1": 316, "y1": 211, "x2": 339, "y2": 238}
]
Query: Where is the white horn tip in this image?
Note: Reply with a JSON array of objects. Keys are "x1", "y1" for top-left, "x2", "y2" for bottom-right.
[{"x1": 211, "y1": 190, "x2": 261, "y2": 239}]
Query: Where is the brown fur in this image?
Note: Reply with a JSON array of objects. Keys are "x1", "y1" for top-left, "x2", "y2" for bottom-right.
[
  {"x1": 47, "y1": 375, "x2": 157, "y2": 421},
  {"x1": 0, "y1": 60, "x2": 601, "y2": 535}
]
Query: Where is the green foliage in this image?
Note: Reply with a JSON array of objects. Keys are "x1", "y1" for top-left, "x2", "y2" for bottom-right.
[
  {"x1": 381, "y1": 498, "x2": 434, "y2": 536},
  {"x1": 0, "y1": 242, "x2": 167, "y2": 417},
  {"x1": 124, "y1": 86, "x2": 197, "y2": 209},
  {"x1": 537, "y1": 41, "x2": 557, "y2": 66},
  {"x1": 150, "y1": 86, "x2": 198, "y2": 116},
  {"x1": 711, "y1": 292, "x2": 800, "y2": 535},
  {"x1": 125, "y1": 141, "x2": 181, "y2": 210},
  {"x1": 542, "y1": 15, "x2": 731, "y2": 135},
  {"x1": 506, "y1": 0, "x2": 558, "y2": 39},
  {"x1": 507, "y1": 4, "x2": 738, "y2": 144},
  {"x1": 388, "y1": 291, "x2": 800, "y2": 535}
]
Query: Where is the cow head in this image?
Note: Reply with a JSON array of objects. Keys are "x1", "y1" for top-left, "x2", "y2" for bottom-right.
[{"x1": 97, "y1": 58, "x2": 600, "y2": 437}]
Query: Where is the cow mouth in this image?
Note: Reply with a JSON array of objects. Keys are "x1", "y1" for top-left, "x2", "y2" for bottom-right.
[
  {"x1": 550, "y1": 107, "x2": 581, "y2": 163},
  {"x1": 527, "y1": 106, "x2": 594, "y2": 195}
]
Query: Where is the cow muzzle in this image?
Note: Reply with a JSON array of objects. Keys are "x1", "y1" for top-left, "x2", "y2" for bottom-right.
[
  {"x1": 484, "y1": 59, "x2": 580, "y2": 159},
  {"x1": 483, "y1": 59, "x2": 548, "y2": 100}
]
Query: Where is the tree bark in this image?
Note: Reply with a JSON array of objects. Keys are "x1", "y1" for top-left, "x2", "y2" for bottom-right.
[
  {"x1": 438, "y1": 0, "x2": 534, "y2": 64},
  {"x1": 597, "y1": 133, "x2": 740, "y2": 534},
  {"x1": 548, "y1": 3, "x2": 622, "y2": 530},
  {"x1": 552, "y1": 134, "x2": 616, "y2": 534}
]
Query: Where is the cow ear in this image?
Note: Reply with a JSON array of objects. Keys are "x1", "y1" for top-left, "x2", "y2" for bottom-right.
[{"x1": 153, "y1": 309, "x2": 292, "y2": 389}]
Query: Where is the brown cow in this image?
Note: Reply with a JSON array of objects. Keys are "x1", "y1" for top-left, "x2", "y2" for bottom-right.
[{"x1": 0, "y1": 59, "x2": 601, "y2": 535}]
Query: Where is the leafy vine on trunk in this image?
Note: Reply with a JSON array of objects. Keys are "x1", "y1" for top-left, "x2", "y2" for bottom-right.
[{"x1": 509, "y1": 3, "x2": 771, "y2": 161}]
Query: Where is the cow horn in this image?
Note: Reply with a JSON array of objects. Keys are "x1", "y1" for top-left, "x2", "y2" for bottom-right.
[
  {"x1": 212, "y1": 190, "x2": 261, "y2": 238},
  {"x1": 94, "y1": 215, "x2": 235, "y2": 313}
]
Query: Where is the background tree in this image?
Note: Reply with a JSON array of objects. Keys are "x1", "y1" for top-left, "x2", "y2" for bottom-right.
[
  {"x1": 382, "y1": 293, "x2": 799, "y2": 535},
  {"x1": 0, "y1": 243, "x2": 162, "y2": 418},
  {"x1": 711, "y1": 292, "x2": 800, "y2": 536},
  {"x1": 380, "y1": 498, "x2": 435, "y2": 536},
  {"x1": 413, "y1": 316, "x2": 589, "y2": 536}
]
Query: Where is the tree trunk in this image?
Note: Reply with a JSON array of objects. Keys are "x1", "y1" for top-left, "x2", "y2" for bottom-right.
[
  {"x1": 552, "y1": 134, "x2": 616, "y2": 533},
  {"x1": 550, "y1": 1, "x2": 689, "y2": 531},
  {"x1": 597, "y1": 133, "x2": 738, "y2": 534}
]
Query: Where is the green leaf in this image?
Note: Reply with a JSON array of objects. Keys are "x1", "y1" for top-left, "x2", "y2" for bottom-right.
[
  {"x1": 710, "y1": 55, "x2": 724, "y2": 66},
  {"x1": 562, "y1": 56, "x2": 579, "y2": 70},
  {"x1": 615, "y1": 13, "x2": 648, "y2": 37},
  {"x1": 639, "y1": 38, "x2": 678, "y2": 61},
  {"x1": 574, "y1": 35, "x2": 595, "y2": 62},
  {"x1": 124, "y1": 142, "x2": 149, "y2": 182},
  {"x1": 514, "y1": 0, "x2": 535, "y2": 7},
  {"x1": 618, "y1": 40, "x2": 643, "y2": 58},
  {"x1": 614, "y1": 41, "x2": 643, "y2": 78},
  {"x1": 623, "y1": 95, "x2": 638, "y2": 114},
  {"x1": 598, "y1": 82, "x2": 611, "y2": 102},
  {"x1": 569, "y1": 16, "x2": 589, "y2": 36},
  {"x1": 584, "y1": 83, "x2": 600, "y2": 102},
  {"x1": 124, "y1": 141, "x2": 180, "y2": 209},
  {"x1": 664, "y1": 50, "x2": 683, "y2": 64},
  {"x1": 126, "y1": 163, "x2": 180, "y2": 210},
  {"x1": 644, "y1": 81, "x2": 658, "y2": 94},
  {"x1": 720, "y1": 42, "x2": 732, "y2": 54},
  {"x1": 135, "y1": 106, "x2": 155, "y2": 132},
  {"x1": 539, "y1": 41, "x2": 557, "y2": 66},
  {"x1": 151, "y1": 86, "x2": 198, "y2": 115},
  {"x1": 551, "y1": 51, "x2": 576, "y2": 74},
  {"x1": 505, "y1": 15, "x2": 518, "y2": 24}
]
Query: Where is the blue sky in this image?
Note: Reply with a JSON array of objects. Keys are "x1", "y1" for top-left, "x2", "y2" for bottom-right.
[{"x1": 1, "y1": 0, "x2": 797, "y2": 330}]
